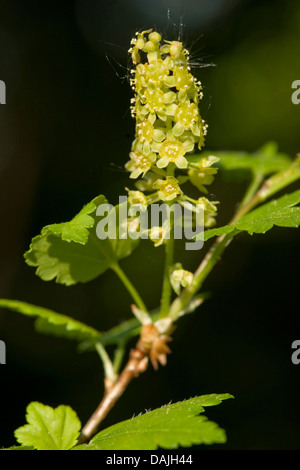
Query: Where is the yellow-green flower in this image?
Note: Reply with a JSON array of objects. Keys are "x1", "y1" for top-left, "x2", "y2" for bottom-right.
[
  {"x1": 125, "y1": 150, "x2": 156, "y2": 179},
  {"x1": 170, "y1": 266, "x2": 193, "y2": 294},
  {"x1": 188, "y1": 155, "x2": 220, "y2": 192},
  {"x1": 195, "y1": 196, "x2": 219, "y2": 227},
  {"x1": 127, "y1": 190, "x2": 148, "y2": 212},
  {"x1": 156, "y1": 139, "x2": 190, "y2": 169},
  {"x1": 129, "y1": 29, "x2": 153, "y2": 65},
  {"x1": 196, "y1": 196, "x2": 218, "y2": 214},
  {"x1": 144, "y1": 88, "x2": 165, "y2": 113},
  {"x1": 153, "y1": 176, "x2": 183, "y2": 202},
  {"x1": 173, "y1": 101, "x2": 201, "y2": 137},
  {"x1": 144, "y1": 59, "x2": 169, "y2": 87},
  {"x1": 173, "y1": 66, "x2": 194, "y2": 91},
  {"x1": 141, "y1": 88, "x2": 177, "y2": 121},
  {"x1": 136, "y1": 119, "x2": 166, "y2": 155},
  {"x1": 148, "y1": 221, "x2": 170, "y2": 247}
]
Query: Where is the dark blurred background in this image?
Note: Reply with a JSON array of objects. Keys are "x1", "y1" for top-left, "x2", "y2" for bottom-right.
[{"x1": 0, "y1": 0, "x2": 299, "y2": 450}]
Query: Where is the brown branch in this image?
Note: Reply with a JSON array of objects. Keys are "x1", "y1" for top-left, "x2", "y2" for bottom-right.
[{"x1": 77, "y1": 324, "x2": 172, "y2": 445}]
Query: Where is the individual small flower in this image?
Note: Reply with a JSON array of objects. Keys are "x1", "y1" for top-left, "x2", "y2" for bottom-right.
[
  {"x1": 144, "y1": 88, "x2": 165, "y2": 113},
  {"x1": 125, "y1": 150, "x2": 156, "y2": 179},
  {"x1": 144, "y1": 59, "x2": 169, "y2": 87},
  {"x1": 133, "y1": 64, "x2": 147, "y2": 93},
  {"x1": 148, "y1": 31, "x2": 162, "y2": 43},
  {"x1": 199, "y1": 155, "x2": 220, "y2": 169},
  {"x1": 189, "y1": 170, "x2": 214, "y2": 191},
  {"x1": 156, "y1": 139, "x2": 189, "y2": 169},
  {"x1": 152, "y1": 176, "x2": 183, "y2": 202},
  {"x1": 160, "y1": 40, "x2": 184, "y2": 60},
  {"x1": 169, "y1": 41, "x2": 183, "y2": 59},
  {"x1": 196, "y1": 196, "x2": 218, "y2": 214},
  {"x1": 194, "y1": 196, "x2": 219, "y2": 228},
  {"x1": 173, "y1": 101, "x2": 200, "y2": 137},
  {"x1": 136, "y1": 119, "x2": 165, "y2": 154},
  {"x1": 173, "y1": 66, "x2": 195, "y2": 91},
  {"x1": 188, "y1": 155, "x2": 220, "y2": 192},
  {"x1": 148, "y1": 220, "x2": 170, "y2": 247},
  {"x1": 137, "y1": 119, "x2": 154, "y2": 142},
  {"x1": 129, "y1": 29, "x2": 153, "y2": 65},
  {"x1": 170, "y1": 263, "x2": 193, "y2": 295},
  {"x1": 142, "y1": 89, "x2": 177, "y2": 121},
  {"x1": 127, "y1": 190, "x2": 148, "y2": 212}
]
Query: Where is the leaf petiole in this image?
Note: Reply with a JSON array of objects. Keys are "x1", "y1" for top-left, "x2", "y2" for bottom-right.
[
  {"x1": 111, "y1": 263, "x2": 148, "y2": 313},
  {"x1": 95, "y1": 342, "x2": 117, "y2": 384}
]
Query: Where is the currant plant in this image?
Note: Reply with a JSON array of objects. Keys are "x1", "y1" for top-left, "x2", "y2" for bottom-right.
[{"x1": 1, "y1": 28, "x2": 300, "y2": 451}]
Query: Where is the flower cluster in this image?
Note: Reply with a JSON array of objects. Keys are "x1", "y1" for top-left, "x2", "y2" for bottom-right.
[
  {"x1": 126, "y1": 29, "x2": 207, "y2": 177},
  {"x1": 125, "y1": 29, "x2": 219, "y2": 242}
]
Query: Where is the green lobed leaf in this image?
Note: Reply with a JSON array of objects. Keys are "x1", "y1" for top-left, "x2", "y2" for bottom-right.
[
  {"x1": 236, "y1": 189, "x2": 300, "y2": 234},
  {"x1": 14, "y1": 402, "x2": 81, "y2": 450},
  {"x1": 24, "y1": 195, "x2": 139, "y2": 286},
  {"x1": 0, "y1": 299, "x2": 101, "y2": 343},
  {"x1": 74, "y1": 394, "x2": 233, "y2": 450},
  {"x1": 197, "y1": 189, "x2": 300, "y2": 241},
  {"x1": 47, "y1": 197, "x2": 104, "y2": 244}
]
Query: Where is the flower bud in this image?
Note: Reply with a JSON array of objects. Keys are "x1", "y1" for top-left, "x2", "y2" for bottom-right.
[
  {"x1": 149, "y1": 31, "x2": 161, "y2": 43},
  {"x1": 169, "y1": 41, "x2": 183, "y2": 59}
]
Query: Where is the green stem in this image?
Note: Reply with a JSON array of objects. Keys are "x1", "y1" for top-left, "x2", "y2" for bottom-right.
[
  {"x1": 151, "y1": 166, "x2": 167, "y2": 177},
  {"x1": 111, "y1": 263, "x2": 148, "y2": 313},
  {"x1": 256, "y1": 157, "x2": 300, "y2": 201},
  {"x1": 95, "y1": 342, "x2": 117, "y2": 383},
  {"x1": 229, "y1": 173, "x2": 264, "y2": 224},
  {"x1": 146, "y1": 191, "x2": 159, "y2": 204},
  {"x1": 166, "y1": 163, "x2": 175, "y2": 177},
  {"x1": 113, "y1": 341, "x2": 126, "y2": 375},
  {"x1": 183, "y1": 195, "x2": 199, "y2": 205},
  {"x1": 160, "y1": 217, "x2": 174, "y2": 318},
  {"x1": 239, "y1": 172, "x2": 264, "y2": 207}
]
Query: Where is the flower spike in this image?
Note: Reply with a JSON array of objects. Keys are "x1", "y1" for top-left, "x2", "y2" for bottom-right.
[{"x1": 126, "y1": 29, "x2": 206, "y2": 178}]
